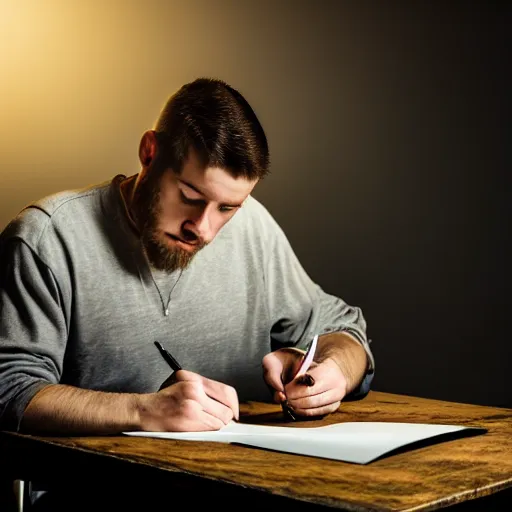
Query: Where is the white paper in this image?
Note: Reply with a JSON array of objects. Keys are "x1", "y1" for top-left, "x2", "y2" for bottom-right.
[{"x1": 123, "y1": 421, "x2": 485, "y2": 464}]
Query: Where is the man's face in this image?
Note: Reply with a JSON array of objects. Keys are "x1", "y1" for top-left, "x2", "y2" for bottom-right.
[{"x1": 134, "y1": 151, "x2": 258, "y2": 272}]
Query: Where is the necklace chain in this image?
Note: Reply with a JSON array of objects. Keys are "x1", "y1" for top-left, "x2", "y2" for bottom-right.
[{"x1": 150, "y1": 267, "x2": 184, "y2": 316}]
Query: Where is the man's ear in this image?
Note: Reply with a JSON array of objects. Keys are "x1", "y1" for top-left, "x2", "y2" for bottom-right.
[{"x1": 138, "y1": 130, "x2": 158, "y2": 168}]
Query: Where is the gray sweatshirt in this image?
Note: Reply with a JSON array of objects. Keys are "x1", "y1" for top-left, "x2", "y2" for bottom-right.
[{"x1": 0, "y1": 175, "x2": 375, "y2": 431}]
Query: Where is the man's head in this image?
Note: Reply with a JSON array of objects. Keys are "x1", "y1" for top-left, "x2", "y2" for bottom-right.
[{"x1": 129, "y1": 78, "x2": 270, "y2": 273}]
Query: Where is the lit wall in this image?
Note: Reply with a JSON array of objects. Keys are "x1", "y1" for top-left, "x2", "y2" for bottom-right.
[{"x1": 1, "y1": 1, "x2": 509, "y2": 407}]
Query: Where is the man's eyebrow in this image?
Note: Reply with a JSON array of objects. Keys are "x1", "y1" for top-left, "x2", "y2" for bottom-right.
[
  {"x1": 179, "y1": 179, "x2": 205, "y2": 196},
  {"x1": 178, "y1": 179, "x2": 242, "y2": 208}
]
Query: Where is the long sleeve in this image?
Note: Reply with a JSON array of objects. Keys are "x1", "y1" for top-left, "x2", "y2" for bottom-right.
[{"x1": 0, "y1": 239, "x2": 68, "y2": 431}]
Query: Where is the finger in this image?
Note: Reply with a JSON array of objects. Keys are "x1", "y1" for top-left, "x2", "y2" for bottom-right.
[
  {"x1": 275, "y1": 390, "x2": 286, "y2": 403},
  {"x1": 168, "y1": 370, "x2": 240, "y2": 423},
  {"x1": 285, "y1": 379, "x2": 322, "y2": 401},
  {"x1": 197, "y1": 410, "x2": 230, "y2": 430},
  {"x1": 176, "y1": 402, "x2": 228, "y2": 431},
  {"x1": 286, "y1": 360, "x2": 346, "y2": 400},
  {"x1": 261, "y1": 353, "x2": 285, "y2": 394},
  {"x1": 199, "y1": 376, "x2": 240, "y2": 421},
  {"x1": 177, "y1": 383, "x2": 236, "y2": 426},
  {"x1": 197, "y1": 394, "x2": 236, "y2": 426},
  {"x1": 284, "y1": 371, "x2": 323, "y2": 401},
  {"x1": 262, "y1": 348, "x2": 305, "y2": 392},
  {"x1": 175, "y1": 371, "x2": 239, "y2": 421},
  {"x1": 174, "y1": 369, "x2": 200, "y2": 382},
  {"x1": 287, "y1": 386, "x2": 344, "y2": 412},
  {"x1": 281, "y1": 348, "x2": 307, "y2": 383},
  {"x1": 263, "y1": 382, "x2": 285, "y2": 405},
  {"x1": 291, "y1": 400, "x2": 341, "y2": 419}
]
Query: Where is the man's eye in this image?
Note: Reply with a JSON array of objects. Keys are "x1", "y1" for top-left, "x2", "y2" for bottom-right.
[
  {"x1": 180, "y1": 191, "x2": 203, "y2": 206},
  {"x1": 219, "y1": 206, "x2": 235, "y2": 213}
]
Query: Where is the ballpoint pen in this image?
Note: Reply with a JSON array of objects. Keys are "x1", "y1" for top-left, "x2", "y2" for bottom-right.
[{"x1": 154, "y1": 341, "x2": 182, "y2": 372}]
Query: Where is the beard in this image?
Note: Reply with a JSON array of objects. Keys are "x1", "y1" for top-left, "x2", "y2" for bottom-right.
[{"x1": 131, "y1": 169, "x2": 206, "y2": 273}]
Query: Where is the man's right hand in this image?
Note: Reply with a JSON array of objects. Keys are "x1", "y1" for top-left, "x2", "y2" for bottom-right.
[{"x1": 137, "y1": 370, "x2": 239, "y2": 432}]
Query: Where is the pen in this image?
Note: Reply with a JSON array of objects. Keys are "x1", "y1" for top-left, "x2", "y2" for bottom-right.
[
  {"x1": 294, "y1": 334, "x2": 318, "y2": 381},
  {"x1": 281, "y1": 334, "x2": 319, "y2": 421},
  {"x1": 154, "y1": 341, "x2": 182, "y2": 372}
]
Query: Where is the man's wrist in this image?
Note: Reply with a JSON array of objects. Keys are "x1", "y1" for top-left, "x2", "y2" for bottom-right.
[
  {"x1": 323, "y1": 356, "x2": 349, "y2": 396},
  {"x1": 316, "y1": 332, "x2": 368, "y2": 394}
]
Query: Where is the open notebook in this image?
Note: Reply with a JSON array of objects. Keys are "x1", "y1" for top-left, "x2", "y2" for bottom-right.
[{"x1": 124, "y1": 420, "x2": 486, "y2": 464}]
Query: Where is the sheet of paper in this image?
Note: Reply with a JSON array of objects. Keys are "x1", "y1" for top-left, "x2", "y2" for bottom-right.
[{"x1": 124, "y1": 421, "x2": 486, "y2": 464}]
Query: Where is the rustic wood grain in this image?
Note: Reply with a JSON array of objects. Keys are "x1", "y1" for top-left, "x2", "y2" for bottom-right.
[{"x1": 1, "y1": 391, "x2": 511, "y2": 511}]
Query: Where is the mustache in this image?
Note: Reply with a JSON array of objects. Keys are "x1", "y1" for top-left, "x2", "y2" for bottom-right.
[{"x1": 176, "y1": 227, "x2": 208, "y2": 248}]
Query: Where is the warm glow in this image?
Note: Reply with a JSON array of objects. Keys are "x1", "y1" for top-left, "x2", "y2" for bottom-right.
[
  {"x1": 0, "y1": 1, "x2": 144, "y2": 159},
  {"x1": 0, "y1": 1, "x2": 214, "y2": 227}
]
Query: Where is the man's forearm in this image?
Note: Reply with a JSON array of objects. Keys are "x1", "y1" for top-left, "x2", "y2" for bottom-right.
[
  {"x1": 21, "y1": 383, "x2": 143, "y2": 435},
  {"x1": 316, "y1": 332, "x2": 368, "y2": 394}
]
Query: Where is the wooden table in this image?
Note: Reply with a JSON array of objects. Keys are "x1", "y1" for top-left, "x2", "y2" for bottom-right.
[{"x1": 1, "y1": 391, "x2": 511, "y2": 511}]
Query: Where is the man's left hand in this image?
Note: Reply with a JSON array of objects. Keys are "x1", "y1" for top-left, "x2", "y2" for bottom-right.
[{"x1": 262, "y1": 349, "x2": 348, "y2": 418}]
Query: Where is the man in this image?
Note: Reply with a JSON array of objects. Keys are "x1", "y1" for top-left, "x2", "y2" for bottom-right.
[{"x1": 0, "y1": 77, "x2": 374, "y2": 505}]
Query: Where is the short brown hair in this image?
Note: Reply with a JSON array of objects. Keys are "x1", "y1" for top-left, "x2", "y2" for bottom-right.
[{"x1": 154, "y1": 78, "x2": 269, "y2": 180}]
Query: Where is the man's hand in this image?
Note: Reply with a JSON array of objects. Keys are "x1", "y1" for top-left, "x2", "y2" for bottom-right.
[
  {"x1": 262, "y1": 333, "x2": 368, "y2": 419},
  {"x1": 21, "y1": 371, "x2": 239, "y2": 436},
  {"x1": 137, "y1": 370, "x2": 240, "y2": 432},
  {"x1": 262, "y1": 348, "x2": 348, "y2": 418}
]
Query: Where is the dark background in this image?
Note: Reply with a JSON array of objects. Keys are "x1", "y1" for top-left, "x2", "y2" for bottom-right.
[{"x1": 1, "y1": 1, "x2": 510, "y2": 407}]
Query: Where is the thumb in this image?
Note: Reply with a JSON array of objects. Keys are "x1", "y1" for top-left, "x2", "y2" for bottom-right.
[
  {"x1": 262, "y1": 352, "x2": 286, "y2": 401},
  {"x1": 262, "y1": 348, "x2": 305, "y2": 402}
]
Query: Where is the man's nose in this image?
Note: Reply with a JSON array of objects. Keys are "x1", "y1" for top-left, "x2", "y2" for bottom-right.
[{"x1": 188, "y1": 208, "x2": 213, "y2": 242}]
